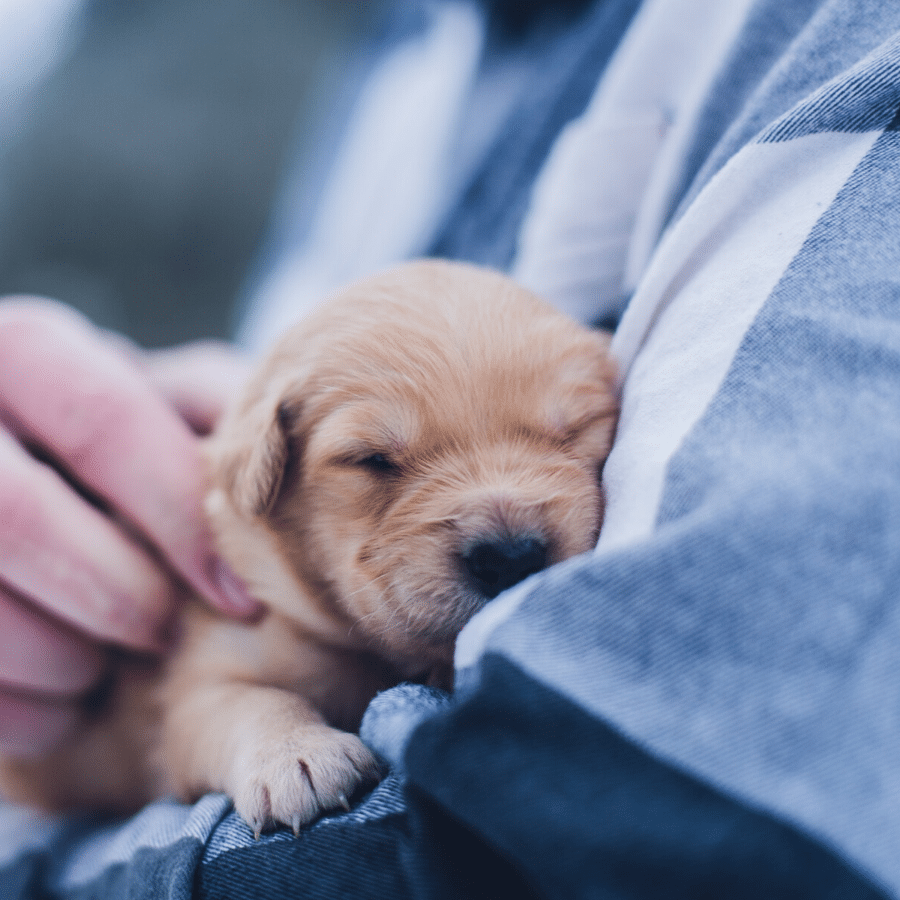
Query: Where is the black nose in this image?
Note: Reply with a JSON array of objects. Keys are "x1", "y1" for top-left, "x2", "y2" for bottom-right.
[{"x1": 463, "y1": 537, "x2": 548, "y2": 599}]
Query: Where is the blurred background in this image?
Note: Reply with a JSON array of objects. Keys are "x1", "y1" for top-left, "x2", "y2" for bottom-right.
[{"x1": 0, "y1": 0, "x2": 383, "y2": 347}]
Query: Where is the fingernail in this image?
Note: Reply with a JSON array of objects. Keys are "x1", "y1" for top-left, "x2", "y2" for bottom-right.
[{"x1": 210, "y1": 558, "x2": 263, "y2": 618}]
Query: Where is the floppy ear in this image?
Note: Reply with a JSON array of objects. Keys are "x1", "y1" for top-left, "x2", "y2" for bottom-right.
[
  {"x1": 237, "y1": 400, "x2": 289, "y2": 517},
  {"x1": 213, "y1": 384, "x2": 297, "y2": 519}
]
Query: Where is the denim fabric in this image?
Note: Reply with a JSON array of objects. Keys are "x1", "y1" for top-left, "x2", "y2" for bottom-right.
[
  {"x1": 197, "y1": 776, "x2": 412, "y2": 900},
  {"x1": 406, "y1": 659, "x2": 887, "y2": 899},
  {"x1": 360, "y1": 683, "x2": 452, "y2": 771},
  {"x1": 0, "y1": 796, "x2": 230, "y2": 900}
]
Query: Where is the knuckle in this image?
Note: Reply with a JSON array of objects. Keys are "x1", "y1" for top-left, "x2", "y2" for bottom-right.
[
  {"x1": 0, "y1": 297, "x2": 87, "y2": 348},
  {"x1": 0, "y1": 299, "x2": 138, "y2": 467},
  {"x1": 61, "y1": 393, "x2": 134, "y2": 470}
]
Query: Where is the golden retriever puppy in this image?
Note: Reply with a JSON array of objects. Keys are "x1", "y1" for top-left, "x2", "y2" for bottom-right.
[{"x1": 0, "y1": 260, "x2": 618, "y2": 835}]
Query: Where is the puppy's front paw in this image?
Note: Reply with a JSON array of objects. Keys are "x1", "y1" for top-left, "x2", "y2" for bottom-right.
[{"x1": 231, "y1": 726, "x2": 382, "y2": 836}]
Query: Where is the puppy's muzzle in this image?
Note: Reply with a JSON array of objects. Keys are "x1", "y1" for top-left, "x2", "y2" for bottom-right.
[{"x1": 462, "y1": 535, "x2": 548, "y2": 599}]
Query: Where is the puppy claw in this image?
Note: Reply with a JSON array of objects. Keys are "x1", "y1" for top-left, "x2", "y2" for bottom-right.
[
  {"x1": 298, "y1": 758, "x2": 319, "y2": 804},
  {"x1": 231, "y1": 728, "x2": 381, "y2": 834}
]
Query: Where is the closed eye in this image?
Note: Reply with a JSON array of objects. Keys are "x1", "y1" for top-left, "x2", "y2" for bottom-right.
[{"x1": 358, "y1": 452, "x2": 399, "y2": 474}]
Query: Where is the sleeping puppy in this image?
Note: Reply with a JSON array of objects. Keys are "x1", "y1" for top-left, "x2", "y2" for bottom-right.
[{"x1": 0, "y1": 260, "x2": 618, "y2": 835}]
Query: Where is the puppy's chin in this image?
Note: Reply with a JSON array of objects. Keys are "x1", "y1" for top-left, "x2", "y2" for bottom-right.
[{"x1": 339, "y1": 577, "x2": 486, "y2": 667}]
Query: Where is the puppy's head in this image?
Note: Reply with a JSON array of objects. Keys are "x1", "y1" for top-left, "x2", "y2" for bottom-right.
[{"x1": 207, "y1": 260, "x2": 617, "y2": 670}]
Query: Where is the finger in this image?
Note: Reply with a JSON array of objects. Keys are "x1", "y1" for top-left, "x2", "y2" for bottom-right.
[
  {"x1": 0, "y1": 427, "x2": 178, "y2": 651},
  {"x1": 142, "y1": 341, "x2": 252, "y2": 436},
  {"x1": 0, "y1": 583, "x2": 104, "y2": 697},
  {"x1": 0, "y1": 301, "x2": 259, "y2": 618},
  {"x1": 0, "y1": 690, "x2": 79, "y2": 756}
]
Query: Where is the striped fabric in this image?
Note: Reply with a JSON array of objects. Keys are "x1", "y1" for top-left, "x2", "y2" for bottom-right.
[{"x1": 4, "y1": 0, "x2": 900, "y2": 896}]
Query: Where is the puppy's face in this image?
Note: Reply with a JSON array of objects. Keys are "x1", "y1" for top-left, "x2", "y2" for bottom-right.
[{"x1": 208, "y1": 261, "x2": 617, "y2": 671}]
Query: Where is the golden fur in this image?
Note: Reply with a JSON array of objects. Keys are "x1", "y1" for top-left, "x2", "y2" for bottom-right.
[{"x1": 0, "y1": 260, "x2": 618, "y2": 834}]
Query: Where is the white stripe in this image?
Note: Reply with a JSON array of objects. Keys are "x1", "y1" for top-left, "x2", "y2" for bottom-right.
[
  {"x1": 598, "y1": 130, "x2": 879, "y2": 553},
  {"x1": 512, "y1": 0, "x2": 755, "y2": 325}
]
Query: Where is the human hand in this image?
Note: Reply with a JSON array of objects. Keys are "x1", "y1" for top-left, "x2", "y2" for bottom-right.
[
  {"x1": 139, "y1": 339, "x2": 253, "y2": 437},
  {"x1": 0, "y1": 299, "x2": 261, "y2": 756}
]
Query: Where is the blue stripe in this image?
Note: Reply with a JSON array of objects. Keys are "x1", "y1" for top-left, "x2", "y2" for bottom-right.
[
  {"x1": 672, "y1": 0, "x2": 900, "y2": 225},
  {"x1": 759, "y1": 38, "x2": 900, "y2": 142}
]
